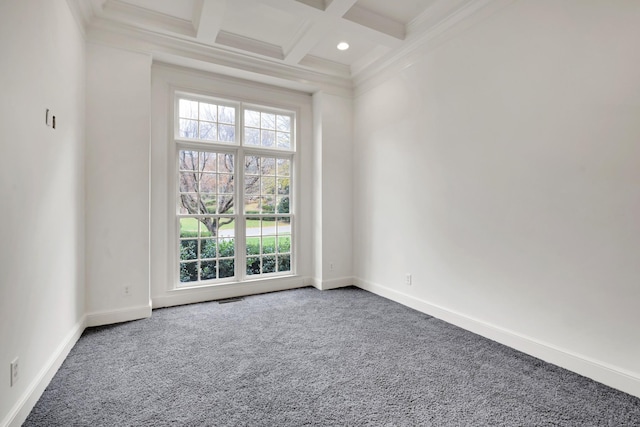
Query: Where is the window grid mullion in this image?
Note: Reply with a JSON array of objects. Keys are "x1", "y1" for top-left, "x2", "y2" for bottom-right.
[{"x1": 236, "y1": 144, "x2": 247, "y2": 282}]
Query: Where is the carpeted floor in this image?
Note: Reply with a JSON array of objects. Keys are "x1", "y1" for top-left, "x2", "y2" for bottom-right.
[{"x1": 25, "y1": 286, "x2": 640, "y2": 426}]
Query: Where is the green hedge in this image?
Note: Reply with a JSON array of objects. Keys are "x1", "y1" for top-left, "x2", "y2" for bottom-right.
[{"x1": 180, "y1": 237, "x2": 291, "y2": 282}]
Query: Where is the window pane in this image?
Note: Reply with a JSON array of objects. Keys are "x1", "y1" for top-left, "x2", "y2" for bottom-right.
[
  {"x1": 247, "y1": 257, "x2": 260, "y2": 276},
  {"x1": 246, "y1": 217, "x2": 261, "y2": 237},
  {"x1": 199, "y1": 122, "x2": 217, "y2": 141},
  {"x1": 199, "y1": 173, "x2": 216, "y2": 193},
  {"x1": 245, "y1": 156, "x2": 260, "y2": 174},
  {"x1": 276, "y1": 115, "x2": 291, "y2": 132},
  {"x1": 218, "y1": 195, "x2": 234, "y2": 214},
  {"x1": 218, "y1": 238, "x2": 235, "y2": 257},
  {"x1": 261, "y1": 113, "x2": 275, "y2": 129},
  {"x1": 245, "y1": 176, "x2": 260, "y2": 195},
  {"x1": 245, "y1": 110, "x2": 260, "y2": 127},
  {"x1": 199, "y1": 152, "x2": 216, "y2": 172},
  {"x1": 276, "y1": 196, "x2": 289, "y2": 213},
  {"x1": 277, "y1": 217, "x2": 290, "y2": 234},
  {"x1": 261, "y1": 157, "x2": 276, "y2": 175},
  {"x1": 179, "y1": 119, "x2": 198, "y2": 138},
  {"x1": 262, "y1": 176, "x2": 275, "y2": 195},
  {"x1": 200, "y1": 218, "x2": 216, "y2": 238},
  {"x1": 262, "y1": 256, "x2": 276, "y2": 274},
  {"x1": 261, "y1": 196, "x2": 275, "y2": 215},
  {"x1": 263, "y1": 237, "x2": 276, "y2": 254},
  {"x1": 219, "y1": 125, "x2": 235, "y2": 142},
  {"x1": 178, "y1": 192, "x2": 197, "y2": 213},
  {"x1": 218, "y1": 218, "x2": 235, "y2": 245},
  {"x1": 180, "y1": 262, "x2": 198, "y2": 282},
  {"x1": 277, "y1": 132, "x2": 290, "y2": 149},
  {"x1": 218, "y1": 106, "x2": 235, "y2": 124},
  {"x1": 199, "y1": 102, "x2": 217, "y2": 122},
  {"x1": 179, "y1": 172, "x2": 197, "y2": 192},
  {"x1": 247, "y1": 237, "x2": 260, "y2": 255},
  {"x1": 244, "y1": 197, "x2": 260, "y2": 214},
  {"x1": 277, "y1": 236, "x2": 291, "y2": 254},
  {"x1": 201, "y1": 194, "x2": 216, "y2": 214},
  {"x1": 277, "y1": 158, "x2": 290, "y2": 176},
  {"x1": 200, "y1": 260, "x2": 217, "y2": 280},
  {"x1": 244, "y1": 127, "x2": 260, "y2": 146},
  {"x1": 219, "y1": 259, "x2": 234, "y2": 278},
  {"x1": 180, "y1": 239, "x2": 197, "y2": 261},
  {"x1": 277, "y1": 178, "x2": 289, "y2": 195},
  {"x1": 180, "y1": 218, "x2": 198, "y2": 238},
  {"x1": 177, "y1": 197, "x2": 190, "y2": 214},
  {"x1": 262, "y1": 217, "x2": 276, "y2": 233},
  {"x1": 179, "y1": 151, "x2": 198, "y2": 170},
  {"x1": 179, "y1": 99, "x2": 198, "y2": 119},
  {"x1": 218, "y1": 154, "x2": 234, "y2": 173},
  {"x1": 261, "y1": 130, "x2": 275, "y2": 148},
  {"x1": 201, "y1": 239, "x2": 216, "y2": 258},
  {"x1": 278, "y1": 254, "x2": 291, "y2": 272},
  {"x1": 218, "y1": 174, "x2": 233, "y2": 194}
]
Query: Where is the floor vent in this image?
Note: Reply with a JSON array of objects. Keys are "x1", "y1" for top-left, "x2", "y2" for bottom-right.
[{"x1": 217, "y1": 297, "x2": 244, "y2": 304}]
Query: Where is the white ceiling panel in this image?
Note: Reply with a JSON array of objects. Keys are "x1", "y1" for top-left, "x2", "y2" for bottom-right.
[
  {"x1": 119, "y1": 0, "x2": 197, "y2": 21},
  {"x1": 352, "y1": 0, "x2": 438, "y2": 25},
  {"x1": 306, "y1": 29, "x2": 384, "y2": 67},
  {"x1": 219, "y1": 3, "x2": 304, "y2": 48}
]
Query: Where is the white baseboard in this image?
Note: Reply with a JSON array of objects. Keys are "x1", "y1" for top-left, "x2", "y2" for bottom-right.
[
  {"x1": 85, "y1": 304, "x2": 152, "y2": 327},
  {"x1": 2, "y1": 317, "x2": 86, "y2": 427},
  {"x1": 312, "y1": 276, "x2": 354, "y2": 291},
  {"x1": 354, "y1": 277, "x2": 640, "y2": 399},
  {"x1": 152, "y1": 276, "x2": 309, "y2": 309}
]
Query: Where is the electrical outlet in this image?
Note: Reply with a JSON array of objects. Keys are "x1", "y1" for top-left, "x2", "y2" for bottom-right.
[
  {"x1": 405, "y1": 274, "x2": 412, "y2": 286},
  {"x1": 330, "y1": 263, "x2": 334, "y2": 271},
  {"x1": 10, "y1": 358, "x2": 19, "y2": 386},
  {"x1": 123, "y1": 285, "x2": 132, "y2": 297}
]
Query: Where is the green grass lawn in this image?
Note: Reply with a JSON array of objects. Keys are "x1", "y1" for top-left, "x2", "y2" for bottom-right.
[{"x1": 180, "y1": 217, "x2": 283, "y2": 235}]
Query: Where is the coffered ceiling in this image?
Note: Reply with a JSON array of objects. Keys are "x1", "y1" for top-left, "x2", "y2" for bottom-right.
[{"x1": 71, "y1": 0, "x2": 486, "y2": 92}]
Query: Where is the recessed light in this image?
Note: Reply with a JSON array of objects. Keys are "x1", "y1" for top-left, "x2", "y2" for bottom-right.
[{"x1": 337, "y1": 42, "x2": 349, "y2": 51}]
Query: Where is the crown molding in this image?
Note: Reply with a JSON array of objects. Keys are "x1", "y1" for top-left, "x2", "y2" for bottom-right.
[
  {"x1": 102, "y1": 0, "x2": 196, "y2": 37},
  {"x1": 66, "y1": 0, "x2": 105, "y2": 28},
  {"x1": 86, "y1": 18, "x2": 353, "y2": 97},
  {"x1": 216, "y1": 31, "x2": 284, "y2": 60},
  {"x1": 298, "y1": 55, "x2": 351, "y2": 77},
  {"x1": 65, "y1": 0, "x2": 88, "y2": 36},
  {"x1": 353, "y1": 0, "x2": 516, "y2": 97},
  {"x1": 152, "y1": 61, "x2": 314, "y2": 100}
]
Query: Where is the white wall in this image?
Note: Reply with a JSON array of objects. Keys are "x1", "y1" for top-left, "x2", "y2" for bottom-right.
[
  {"x1": 312, "y1": 92, "x2": 354, "y2": 289},
  {"x1": 85, "y1": 43, "x2": 152, "y2": 325},
  {"x1": 0, "y1": 1, "x2": 86, "y2": 425},
  {"x1": 353, "y1": 0, "x2": 640, "y2": 396}
]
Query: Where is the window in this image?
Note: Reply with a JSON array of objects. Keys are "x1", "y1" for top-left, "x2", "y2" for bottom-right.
[
  {"x1": 174, "y1": 94, "x2": 295, "y2": 286},
  {"x1": 177, "y1": 99, "x2": 236, "y2": 142}
]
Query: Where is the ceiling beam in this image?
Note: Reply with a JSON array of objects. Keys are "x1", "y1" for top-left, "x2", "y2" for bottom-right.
[
  {"x1": 283, "y1": 21, "x2": 328, "y2": 64},
  {"x1": 259, "y1": 0, "x2": 403, "y2": 47},
  {"x1": 195, "y1": 0, "x2": 227, "y2": 43},
  {"x1": 282, "y1": 0, "x2": 358, "y2": 65},
  {"x1": 342, "y1": 5, "x2": 405, "y2": 41},
  {"x1": 324, "y1": 0, "x2": 358, "y2": 17}
]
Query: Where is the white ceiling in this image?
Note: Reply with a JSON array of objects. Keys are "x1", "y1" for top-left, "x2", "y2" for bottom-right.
[{"x1": 75, "y1": 0, "x2": 478, "y2": 90}]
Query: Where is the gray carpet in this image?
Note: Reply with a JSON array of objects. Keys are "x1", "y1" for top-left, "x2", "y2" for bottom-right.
[{"x1": 25, "y1": 286, "x2": 640, "y2": 426}]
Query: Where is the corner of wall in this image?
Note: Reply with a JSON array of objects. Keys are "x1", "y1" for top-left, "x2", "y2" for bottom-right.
[{"x1": 1, "y1": 317, "x2": 86, "y2": 427}]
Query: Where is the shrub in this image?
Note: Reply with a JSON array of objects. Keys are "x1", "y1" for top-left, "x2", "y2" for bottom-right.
[{"x1": 277, "y1": 197, "x2": 289, "y2": 215}]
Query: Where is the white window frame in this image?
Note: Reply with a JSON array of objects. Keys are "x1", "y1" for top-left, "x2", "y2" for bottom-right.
[{"x1": 170, "y1": 91, "x2": 297, "y2": 288}]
